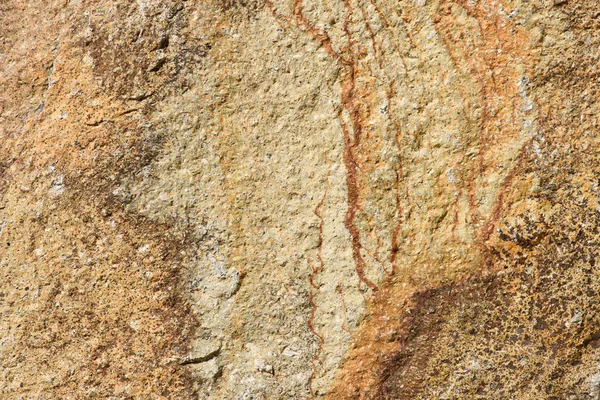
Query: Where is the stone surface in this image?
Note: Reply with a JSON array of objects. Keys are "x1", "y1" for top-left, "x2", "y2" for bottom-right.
[{"x1": 1, "y1": 0, "x2": 600, "y2": 398}]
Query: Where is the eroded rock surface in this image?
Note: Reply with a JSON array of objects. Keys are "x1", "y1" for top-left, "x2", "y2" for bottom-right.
[{"x1": 1, "y1": 0, "x2": 599, "y2": 398}]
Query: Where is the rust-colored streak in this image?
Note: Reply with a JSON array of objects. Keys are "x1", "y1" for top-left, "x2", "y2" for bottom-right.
[
  {"x1": 292, "y1": 0, "x2": 348, "y2": 65},
  {"x1": 368, "y1": 0, "x2": 388, "y2": 27},
  {"x1": 358, "y1": 1, "x2": 383, "y2": 71},
  {"x1": 264, "y1": 0, "x2": 293, "y2": 30},
  {"x1": 340, "y1": 114, "x2": 379, "y2": 292},
  {"x1": 293, "y1": 0, "x2": 378, "y2": 292}
]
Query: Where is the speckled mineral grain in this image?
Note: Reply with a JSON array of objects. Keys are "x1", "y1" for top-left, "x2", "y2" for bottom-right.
[{"x1": 2, "y1": 0, "x2": 600, "y2": 398}]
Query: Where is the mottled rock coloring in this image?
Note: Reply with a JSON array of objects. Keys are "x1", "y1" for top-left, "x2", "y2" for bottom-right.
[{"x1": 1, "y1": 0, "x2": 599, "y2": 398}]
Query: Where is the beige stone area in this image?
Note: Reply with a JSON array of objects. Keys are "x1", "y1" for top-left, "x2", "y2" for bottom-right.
[
  {"x1": 122, "y1": 0, "x2": 530, "y2": 396},
  {"x1": 2, "y1": 0, "x2": 600, "y2": 399},
  {"x1": 123, "y1": 10, "x2": 353, "y2": 397}
]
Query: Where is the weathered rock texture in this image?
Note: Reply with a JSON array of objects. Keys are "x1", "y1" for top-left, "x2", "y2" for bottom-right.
[{"x1": 1, "y1": 0, "x2": 599, "y2": 398}]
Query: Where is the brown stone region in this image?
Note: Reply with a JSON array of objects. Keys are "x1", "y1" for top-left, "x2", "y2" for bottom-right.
[
  {"x1": 377, "y1": 144, "x2": 600, "y2": 399},
  {"x1": 0, "y1": 0, "x2": 204, "y2": 398}
]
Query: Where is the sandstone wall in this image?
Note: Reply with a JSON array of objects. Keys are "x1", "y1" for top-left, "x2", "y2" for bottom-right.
[{"x1": 2, "y1": 0, "x2": 600, "y2": 398}]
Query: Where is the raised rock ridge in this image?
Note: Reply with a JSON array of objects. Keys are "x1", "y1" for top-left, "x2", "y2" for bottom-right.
[{"x1": 1, "y1": 0, "x2": 599, "y2": 398}]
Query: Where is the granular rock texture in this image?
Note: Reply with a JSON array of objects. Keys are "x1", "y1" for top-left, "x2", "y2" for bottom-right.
[{"x1": 2, "y1": 0, "x2": 600, "y2": 398}]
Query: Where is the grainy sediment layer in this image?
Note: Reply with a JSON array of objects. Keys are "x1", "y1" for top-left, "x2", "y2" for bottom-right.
[{"x1": 2, "y1": 0, "x2": 600, "y2": 398}]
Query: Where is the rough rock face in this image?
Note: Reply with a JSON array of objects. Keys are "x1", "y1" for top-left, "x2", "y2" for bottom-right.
[{"x1": 1, "y1": 0, "x2": 599, "y2": 398}]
